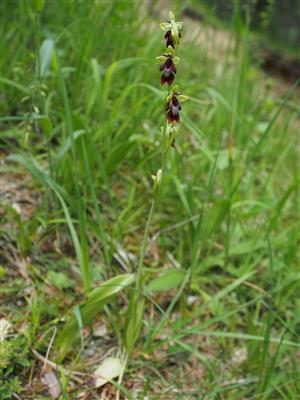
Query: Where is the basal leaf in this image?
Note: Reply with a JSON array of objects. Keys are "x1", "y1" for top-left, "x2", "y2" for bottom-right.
[
  {"x1": 146, "y1": 270, "x2": 185, "y2": 293},
  {"x1": 57, "y1": 273, "x2": 135, "y2": 360}
]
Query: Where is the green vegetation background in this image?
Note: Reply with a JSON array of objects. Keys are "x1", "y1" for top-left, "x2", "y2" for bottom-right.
[{"x1": 1, "y1": 0, "x2": 299, "y2": 399}]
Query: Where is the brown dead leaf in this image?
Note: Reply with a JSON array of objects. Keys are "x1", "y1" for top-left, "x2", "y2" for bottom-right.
[{"x1": 42, "y1": 370, "x2": 61, "y2": 399}]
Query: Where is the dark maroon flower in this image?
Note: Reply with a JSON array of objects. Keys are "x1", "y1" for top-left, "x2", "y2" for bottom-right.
[
  {"x1": 164, "y1": 30, "x2": 174, "y2": 48},
  {"x1": 160, "y1": 54, "x2": 177, "y2": 86},
  {"x1": 164, "y1": 30, "x2": 182, "y2": 48},
  {"x1": 166, "y1": 92, "x2": 182, "y2": 123}
]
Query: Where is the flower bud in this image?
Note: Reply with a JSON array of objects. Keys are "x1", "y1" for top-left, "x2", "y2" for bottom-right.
[
  {"x1": 160, "y1": 11, "x2": 182, "y2": 49},
  {"x1": 152, "y1": 169, "x2": 162, "y2": 195}
]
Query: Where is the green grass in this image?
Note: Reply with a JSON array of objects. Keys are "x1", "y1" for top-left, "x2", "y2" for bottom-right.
[{"x1": 1, "y1": 0, "x2": 299, "y2": 399}]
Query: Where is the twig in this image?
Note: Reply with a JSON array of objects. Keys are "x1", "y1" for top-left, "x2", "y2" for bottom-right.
[
  {"x1": 43, "y1": 327, "x2": 57, "y2": 372},
  {"x1": 31, "y1": 348, "x2": 84, "y2": 384}
]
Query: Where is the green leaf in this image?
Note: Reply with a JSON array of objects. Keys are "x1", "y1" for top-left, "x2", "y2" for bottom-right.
[
  {"x1": 39, "y1": 115, "x2": 53, "y2": 135},
  {"x1": 87, "y1": 58, "x2": 102, "y2": 115},
  {"x1": 56, "y1": 274, "x2": 135, "y2": 360},
  {"x1": 101, "y1": 58, "x2": 146, "y2": 115},
  {"x1": 33, "y1": 0, "x2": 45, "y2": 12},
  {"x1": 125, "y1": 292, "x2": 145, "y2": 355},
  {"x1": 46, "y1": 271, "x2": 74, "y2": 290},
  {"x1": 146, "y1": 269, "x2": 185, "y2": 293},
  {"x1": 7, "y1": 154, "x2": 86, "y2": 284},
  {"x1": 39, "y1": 39, "x2": 54, "y2": 77},
  {"x1": 7, "y1": 154, "x2": 69, "y2": 201},
  {"x1": 201, "y1": 199, "x2": 230, "y2": 243},
  {"x1": 104, "y1": 141, "x2": 135, "y2": 174},
  {"x1": 0, "y1": 77, "x2": 30, "y2": 95},
  {"x1": 53, "y1": 130, "x2": 85, "y2": 168},
  {"x1": 179, "y1": 330, "x2": 300, "y2": 349}
]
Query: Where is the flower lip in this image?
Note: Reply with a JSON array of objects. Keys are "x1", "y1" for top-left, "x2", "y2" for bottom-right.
[
  {"x1": 159, "y1": 54, "x2": 177, "y2": 86},
  {"x1": 160, "y1": 12, "x2": 183, "y2": 48},
  {"x1": 166, "y1": 91, "x2": 182, "y2": 123}
]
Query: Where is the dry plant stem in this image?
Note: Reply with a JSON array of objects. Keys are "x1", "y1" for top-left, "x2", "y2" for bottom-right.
[
  {"x1": 43, "y1": 327, "x2": 57, "y2": 371},
  {"x1": 31, "y1": 348, "x2": 85, "y2": 384}
]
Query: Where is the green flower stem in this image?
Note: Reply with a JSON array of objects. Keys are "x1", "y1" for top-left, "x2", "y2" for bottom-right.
[
  {"x1": 136, "y1": 124, "x2": 169, "y2": 291},
  {"x1": 136, "y1": 198, "x2": 156, "y2": 290}
]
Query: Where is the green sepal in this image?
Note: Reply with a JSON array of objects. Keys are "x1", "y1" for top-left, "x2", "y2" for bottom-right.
[
  {"x1": 177, "y1": 94, "x2": 188, "y2": 102},
  {"x1": 171, "y1": 23, "x2": 179, "y2": 47},
  {"x1": 160, "y1": 22, "x2": 171, "y2": 32},
  {"x1": 169, "y1": 10, "x2": 175, "y2": 22}
]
